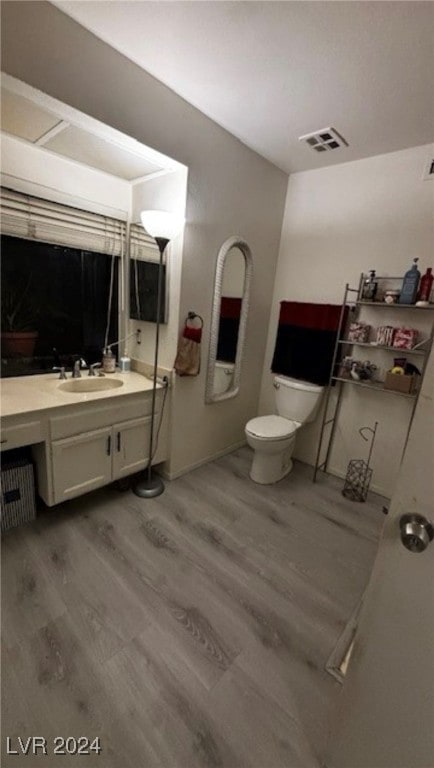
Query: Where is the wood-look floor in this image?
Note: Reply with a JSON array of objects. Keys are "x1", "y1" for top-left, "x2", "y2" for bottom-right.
[{"x1": 1, "y1": 448, "x2": 384, "y2": 768}]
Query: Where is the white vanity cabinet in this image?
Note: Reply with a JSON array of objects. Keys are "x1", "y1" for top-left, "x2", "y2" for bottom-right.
[
  {"x1": 51, "y1": 426, "x2": 113, "y2": 502},
  {"x1": 112, "y1": 416, "x2": 151, "y2": 480},
  {"x1": 48, "y1": 398, "x2": 163, "y2": 504},
  {"x1": 1, "y1": 379, "x2": 169, "y2": 507},
  {"x1": 51, "y1": 415, "x2": 153, "y2": 503}
]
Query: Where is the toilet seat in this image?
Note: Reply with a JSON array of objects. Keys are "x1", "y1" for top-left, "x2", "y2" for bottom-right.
[{"x1": 245, "y1": 415, "x2": 299, "y2": 441}]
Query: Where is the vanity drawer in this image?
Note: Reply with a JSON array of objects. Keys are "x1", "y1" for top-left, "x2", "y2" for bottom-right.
[
  {"x1": 49, "y1": 394, "x2": 160, "y2": 440},
  {"x1": 0, "y1": 419, "x2": 44, "y2": 450}
]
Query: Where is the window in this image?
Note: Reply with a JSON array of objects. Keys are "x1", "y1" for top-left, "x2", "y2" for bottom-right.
[{"x1": 1, "y1": 235, "x2": 119, "y2": 377}]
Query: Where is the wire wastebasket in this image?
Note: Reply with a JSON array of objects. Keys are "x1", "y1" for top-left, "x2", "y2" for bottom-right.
[{"x1": 342, "y1": 422, "x2": 378, "y2": 503}]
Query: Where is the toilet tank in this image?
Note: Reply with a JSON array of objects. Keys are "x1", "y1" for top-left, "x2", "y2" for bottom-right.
[
  {"x1": 274, "y1": 375, "x2": 323, "y2": 424},
  {"x1": 214, "y1": 362, "x2": 234, "y2": 395}
]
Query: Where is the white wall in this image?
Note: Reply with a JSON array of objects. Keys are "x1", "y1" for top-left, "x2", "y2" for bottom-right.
[
  {"x1": 1, "y1": 1, "x2": 288, "y2": 479},
  {"x1": 259, "y1": 144, "x2": 434, "y2": 497}
]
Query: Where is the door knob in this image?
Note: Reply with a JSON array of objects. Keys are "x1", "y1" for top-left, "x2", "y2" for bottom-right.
[{"x1": 400, "y1": 514, "x2": 433, "y2": 553}]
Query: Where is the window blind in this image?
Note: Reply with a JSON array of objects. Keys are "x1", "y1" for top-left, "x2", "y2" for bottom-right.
[
  {"x1": 129, "y1": 223, "x2": 160, "y2": 263},
  {"x1": 0, "y1": 187, "x2": 126, "y2": 257}
]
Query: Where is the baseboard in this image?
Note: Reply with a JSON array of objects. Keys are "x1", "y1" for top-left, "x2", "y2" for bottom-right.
[
  {"x1": 326, "y1": 599, "x2": 363, "y2": 683},
  {"x1": 162, "y1": 440, "x2": 247, "y2": 480}
]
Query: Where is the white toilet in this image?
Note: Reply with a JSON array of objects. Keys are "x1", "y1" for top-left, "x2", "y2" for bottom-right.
[
  {"x1": 245, "y1": 375, "x2": 324, "y2": 484},
  {"x1": 213, "y1": 361, "x2": 234, "y2": 395}
]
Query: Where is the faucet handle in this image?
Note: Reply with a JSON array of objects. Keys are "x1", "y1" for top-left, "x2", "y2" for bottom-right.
[
  {"x1": 52, "y1": 366, "x2": 67, "y2": 380},
  {"x1": 88, "y1": 362, "x2": 102, "y2": 377}
]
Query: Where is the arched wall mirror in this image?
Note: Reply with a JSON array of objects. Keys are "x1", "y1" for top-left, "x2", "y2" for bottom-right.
[{"x1": 205, "y1": 236, "x2": 253, "y2": 404}]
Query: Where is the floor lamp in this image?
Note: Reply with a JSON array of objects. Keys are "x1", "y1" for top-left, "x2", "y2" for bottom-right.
[{"x1": 133, "y1": 209, "x2": 184, "y2": 499}]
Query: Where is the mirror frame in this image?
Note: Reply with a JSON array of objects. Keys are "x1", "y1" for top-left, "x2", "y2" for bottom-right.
[{"x1": 205, "y1": 236, "x2": 253, "y2": 404}]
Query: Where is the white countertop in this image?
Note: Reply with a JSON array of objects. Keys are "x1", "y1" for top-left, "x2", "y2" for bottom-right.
[{"x1": 0, "y1": 371, "x2": 159, "y2": 419}]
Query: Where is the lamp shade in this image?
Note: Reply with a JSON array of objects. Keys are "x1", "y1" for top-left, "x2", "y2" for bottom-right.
[{"x1": 140, "y1": 209, "x2": 185, "y2": 241}]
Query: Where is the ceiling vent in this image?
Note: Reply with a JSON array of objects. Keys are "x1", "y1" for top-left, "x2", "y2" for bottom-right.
[{"x1": 299, "y1": 127, "x2": 348, "y2": 153}]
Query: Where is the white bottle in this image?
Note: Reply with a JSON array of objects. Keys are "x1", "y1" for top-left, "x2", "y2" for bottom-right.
[{"x1": 119, "y1": 355, "x2": 131, "y2": 372}]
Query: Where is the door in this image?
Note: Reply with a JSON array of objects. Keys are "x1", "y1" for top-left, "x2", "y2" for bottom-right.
[
  {"x1": 112, "y1": 416, "x2": 151, "y2": 480},
  {"x1": 326, "y1": 348, "x2": 434, "y2": 768},
  {"x1": 51, "y1": 427, "x2": 112, "y2": 503}
]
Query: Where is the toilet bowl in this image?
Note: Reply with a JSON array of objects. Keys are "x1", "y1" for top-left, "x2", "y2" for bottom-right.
[{"x1": 245, "y1": 376, "x2": 323, "y2": 484}]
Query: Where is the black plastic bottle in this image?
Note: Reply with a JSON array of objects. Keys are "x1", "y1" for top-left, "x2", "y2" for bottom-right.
[{"x1": 362, "y1": 270, "x2": 378, "y2": 301}]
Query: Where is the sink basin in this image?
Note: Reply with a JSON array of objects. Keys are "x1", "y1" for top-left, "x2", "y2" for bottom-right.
[{"x1": 59, "y1": 378, "x2": 124, "y2": 393}]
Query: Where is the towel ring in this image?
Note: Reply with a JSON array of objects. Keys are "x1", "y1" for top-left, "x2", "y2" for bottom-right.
[{"x1": 186, "y1": 311, "x2": 203, "y2": 328}]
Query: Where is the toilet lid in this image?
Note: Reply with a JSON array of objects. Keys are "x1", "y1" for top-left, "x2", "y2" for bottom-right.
[{"x1": 246, "y1": 415, "x2": 298, "y2": 439}]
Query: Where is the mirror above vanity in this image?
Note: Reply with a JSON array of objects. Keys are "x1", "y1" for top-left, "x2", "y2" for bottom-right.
[{"x1": 205, "y1": 236, "x2": 253, "y2": 404}]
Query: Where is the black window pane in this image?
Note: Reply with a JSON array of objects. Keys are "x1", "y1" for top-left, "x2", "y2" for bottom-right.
[
  {"x1": 1, "y1": 236, "x2": 118, "y2": 377},
  {"x1": 129, "y1": 259, "x2": 166, "y2": 323}
]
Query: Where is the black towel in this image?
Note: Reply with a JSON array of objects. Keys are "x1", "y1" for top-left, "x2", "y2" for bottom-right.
[
  {"x1": 217, "y1": 297, "x2": 241, "y2": 363},
  {"x1": 271, "y1": 301, "x2": 344, "y2": 386}
]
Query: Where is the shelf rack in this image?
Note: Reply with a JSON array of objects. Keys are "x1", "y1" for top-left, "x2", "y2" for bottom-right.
[
  {"x1": 337, "y1": 340, "x2": 427, "y2": 356},
  {"x1": 331, "y1": 376, "x2": 417, "y2": 398},
  {"x1": 313, "y1": 276, "x2": 434, "y2": 483}
]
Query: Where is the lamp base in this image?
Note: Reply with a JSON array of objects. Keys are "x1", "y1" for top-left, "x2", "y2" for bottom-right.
[{"x1": 133, "y1": 471, "x2": 164, "y2": 498}]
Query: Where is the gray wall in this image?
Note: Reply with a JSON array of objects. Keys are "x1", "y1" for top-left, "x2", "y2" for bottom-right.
[{"x1": 1, "y1": 1, "x2": 288, "y2": 477}]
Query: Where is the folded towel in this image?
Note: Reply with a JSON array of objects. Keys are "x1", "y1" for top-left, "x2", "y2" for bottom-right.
[{"x1": 271, "y1": 301, "x2": 344, "y2": 386}]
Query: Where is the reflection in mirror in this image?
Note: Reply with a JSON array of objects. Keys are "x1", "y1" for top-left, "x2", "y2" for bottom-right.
[
  {"x1": 217, "y1": 247, "x2": 244, "y2": 365},
  {"x1": 129, "y1": 224, "x2": 167, "y2": 323},
  {"x1": 205, "y1": 237, "x2": 253, "y2": 404}
]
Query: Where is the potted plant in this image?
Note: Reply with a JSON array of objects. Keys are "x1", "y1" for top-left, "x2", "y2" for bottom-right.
[{"x1": 1, "y1": 275, "x2": 40, "y2": 358}]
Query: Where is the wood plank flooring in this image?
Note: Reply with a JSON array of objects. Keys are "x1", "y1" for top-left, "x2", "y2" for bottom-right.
[{"x1": 1, "y1": 448, "x2": 385, "y2": 767}]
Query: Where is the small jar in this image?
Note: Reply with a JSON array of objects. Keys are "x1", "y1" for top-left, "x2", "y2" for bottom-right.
[
  {"x1": 102, "y1": 348, "x2": 116, "y2": 373},
  {"x1": 384, "y1": 290, "x2": 400, "y2": 304}
]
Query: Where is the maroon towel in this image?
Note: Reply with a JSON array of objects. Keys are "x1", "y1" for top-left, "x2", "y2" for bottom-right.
[
  {"x1": 278, "y1": 301, "x2": 342, "y2": 331},
  {"x1": 220, "y1": 297, "x2": 242, "y2": 319},
  {"x1": 183, "y1": 325, "x2": 202, "y2": 343}
]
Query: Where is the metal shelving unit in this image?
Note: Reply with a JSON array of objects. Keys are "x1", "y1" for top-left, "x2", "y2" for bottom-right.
[{"x1": 313, "y1": 275, "x2": 434, "y2": 482}]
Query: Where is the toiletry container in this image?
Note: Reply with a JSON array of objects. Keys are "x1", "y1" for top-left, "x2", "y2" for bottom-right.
[
  {"x1": 418, "y1": 268, "x2": 433, "y2": 303},
  {"x1": 362, "y1": 270, "x2": 378, "y2": 301},
  {"x1": 119, "y1": 356, "x2": 131, "y2": 372},
  {"x1": 245, "y1": 376, "x2": 323, "y2": 484},
  {"x1": 399, "y1": 259, "x2": 421, "y2": 305},
  {"x1": 102, "y1": 348, "x2": 116, "y2": 373}
]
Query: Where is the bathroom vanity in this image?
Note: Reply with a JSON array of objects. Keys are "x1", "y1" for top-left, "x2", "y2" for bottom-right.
[{"x1": 0, "y1": 371, "x2": 169, "y2": 506}]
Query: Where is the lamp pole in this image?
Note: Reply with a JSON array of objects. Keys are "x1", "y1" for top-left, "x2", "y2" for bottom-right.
[
  {"x1": 133, "y1": 237, "x2": 168, "y2": 498},
  {"x1": 132, "y1": 209, "x2": 184, "y2": 499}
]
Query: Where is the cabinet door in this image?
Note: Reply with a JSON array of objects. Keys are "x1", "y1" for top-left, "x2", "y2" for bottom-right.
[
  {"x1": 112, "y1": 416, "x2": 151, "y2": 480},
  {"x1": 52, "y1": 427, "x2": 112, "y2": 503}
]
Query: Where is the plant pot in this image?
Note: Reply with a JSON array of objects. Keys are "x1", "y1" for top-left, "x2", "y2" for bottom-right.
[{"x1": 1, "y1": 331, "x2": 39, "y2": 358}]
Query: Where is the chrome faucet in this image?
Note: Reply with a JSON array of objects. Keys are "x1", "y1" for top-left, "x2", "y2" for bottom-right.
[
  {"x1": 72, "y1": 358, "x2": 87, "y2": 378},
  {"x1": 53, "y1": 366, "x2": 67, "y2": 380},
  {"x1": 88, "y1": 362, "x2": 104, "y2": 377}
]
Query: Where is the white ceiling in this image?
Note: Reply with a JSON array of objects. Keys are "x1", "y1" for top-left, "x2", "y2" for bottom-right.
[{"x1": 53, "y1": 0, "x2": 434, "y2": 174}]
